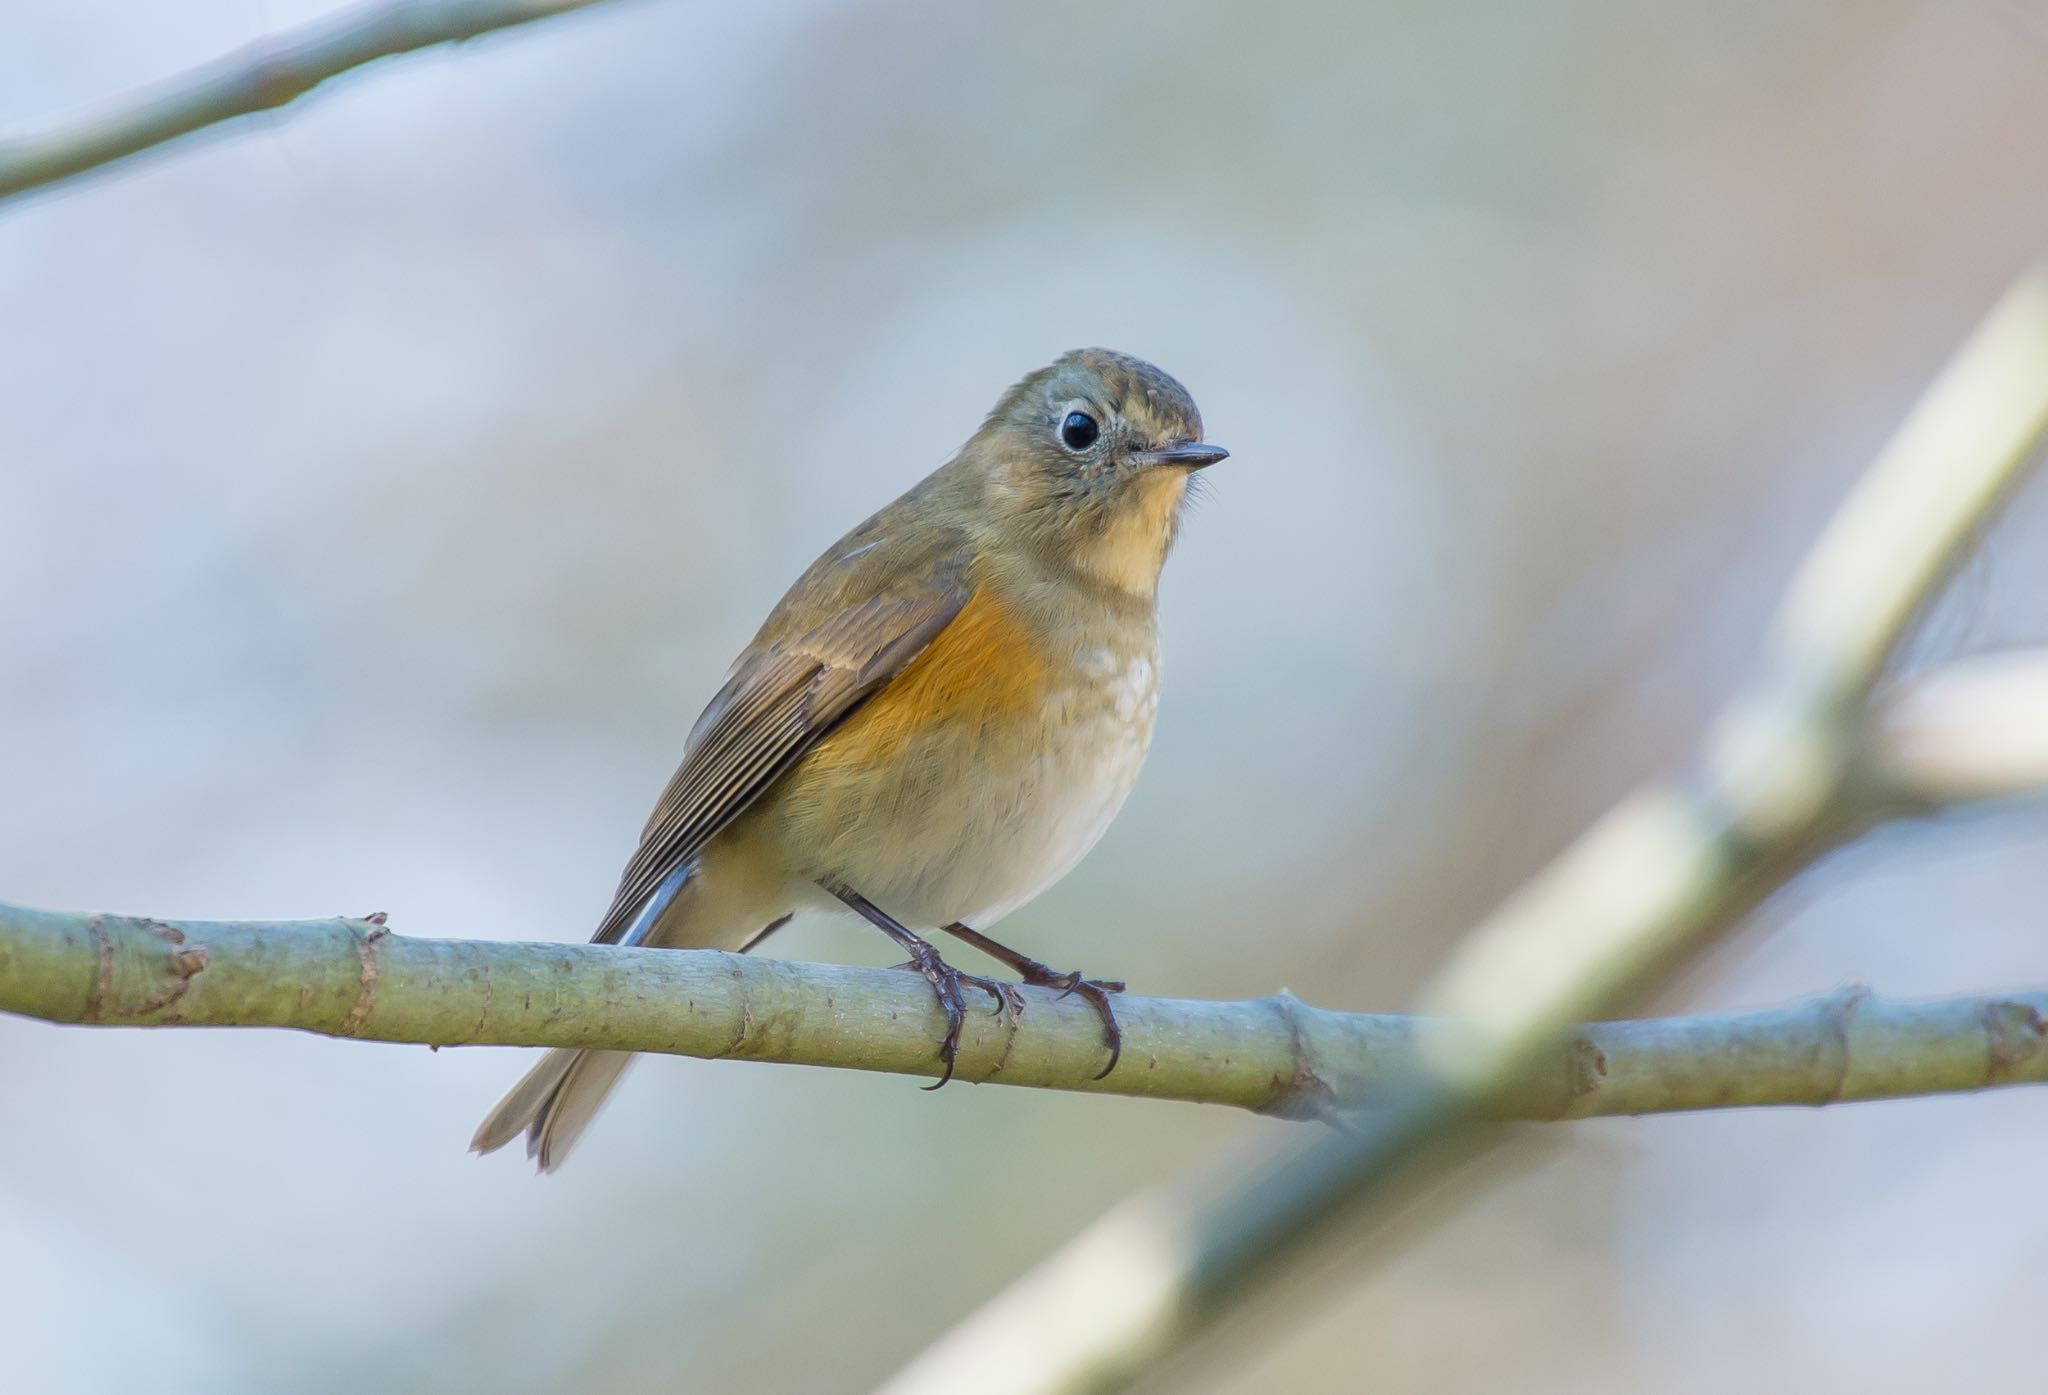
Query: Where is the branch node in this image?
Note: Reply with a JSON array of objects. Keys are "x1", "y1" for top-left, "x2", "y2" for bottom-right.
[
  {"x1": 1817, "y1": 981, "x2": 1872, "y2": 1103},
  {"x1": 1982, "y1": 1000, "x2": 2047, "y2": 1080},
  {"x1": 1258, "y1": 991, "x2": 1339, "y2": 1122},
  {"x1": 83, "y1": 915, "x2": 113, "y2": 1023},
  {"x1": 135, "y1": 929, "x2": 210, "y2": 1016},
  {"x1": 233, "y1": 40, "x2": 316, "y2": 112},
  {"x1": 338, "y1": 918, "x2": 390, "y2": 1036}
]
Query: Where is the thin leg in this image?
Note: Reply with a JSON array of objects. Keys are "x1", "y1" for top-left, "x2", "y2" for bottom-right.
[
  {"x1": 823, "y1": 883, "x2": 1005, "y2": 1089},
  {"x1": 941, "y1": 922, "x2": 1125, "y2": 1079}
]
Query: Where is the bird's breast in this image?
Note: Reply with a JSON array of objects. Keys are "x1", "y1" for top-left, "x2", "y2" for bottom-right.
[{"x1": 767, "y1": 585, "x2": 1160, "y2": 926}]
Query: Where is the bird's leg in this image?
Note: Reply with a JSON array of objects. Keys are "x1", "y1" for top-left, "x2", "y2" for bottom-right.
[
  {"x1": 822, "y1": 883, "x2": 1005, "y2": 1089},
  {"x1": 940, "y1": 922, "x2": 1125, "y2": 1079}
]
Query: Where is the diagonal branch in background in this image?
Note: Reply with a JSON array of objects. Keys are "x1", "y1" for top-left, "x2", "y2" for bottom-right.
[
  {"x1": 0, "y1": 0, "x2": 621, "y2": 206},
  {"x1": 1875, "y1": 649, "x2": 2048, "y2": 808},
  {"x1": 3, "y1": 900, "x2": 2047, "y2": 1118},
  {"x1": 881, "y1": 267, "x2": 2048, "y2": 1395}
]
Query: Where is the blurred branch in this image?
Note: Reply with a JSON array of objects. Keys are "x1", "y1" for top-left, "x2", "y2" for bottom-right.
[
  {"x1": 0, "y1": 0, "x2": 617, "y2": 205},
  {"x1": 3, "y1": 901, "x2": 2047, "y2": 1118},
  {"x1": 881, "y1": 267, "x2": 2048, "y2": 1395},
  {"x1": 1874, "y1": 650, "x2": 2048, "y2": 808}
]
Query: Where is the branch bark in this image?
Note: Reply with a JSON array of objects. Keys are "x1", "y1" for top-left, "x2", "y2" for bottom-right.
[
  {"x1": 4, "y1": 900, "x2": 2046, "y2": 1118},
  {"x1": 0, "y1": 0, "x2": 619, "y2": 205}
]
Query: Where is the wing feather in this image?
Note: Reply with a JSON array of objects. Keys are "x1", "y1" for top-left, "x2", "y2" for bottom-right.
[{"x1": 588, "y1": 532, "x2": 974, "y2": 945}]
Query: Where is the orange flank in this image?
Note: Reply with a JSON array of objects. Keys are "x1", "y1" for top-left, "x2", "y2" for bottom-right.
[{"x1": 807, "y1": 582, "x2": 1050, "y2": 773}]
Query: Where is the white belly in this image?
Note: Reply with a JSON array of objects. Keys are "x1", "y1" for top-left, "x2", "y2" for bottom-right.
[{"x1": 954, "y1": 654, "x2": 1158, "y2": 926}]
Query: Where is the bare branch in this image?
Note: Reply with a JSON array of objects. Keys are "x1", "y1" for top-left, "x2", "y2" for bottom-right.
[
  {"x1": 0, "y1": 0, "x2": 618, "y2": 205},
  {"x1": 3, "y1": 901, "x2": 2045, "y2": 1120}
]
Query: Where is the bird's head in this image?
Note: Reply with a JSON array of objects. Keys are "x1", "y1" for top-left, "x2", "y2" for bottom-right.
[{"x1": 964, "y1": 348, "x2": 1227, "y2": 599}]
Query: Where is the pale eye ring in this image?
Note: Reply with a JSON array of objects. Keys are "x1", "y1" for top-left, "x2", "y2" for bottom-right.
[{"x1": 1059, "y1": 409, "x2": 1101, "y2": 452}]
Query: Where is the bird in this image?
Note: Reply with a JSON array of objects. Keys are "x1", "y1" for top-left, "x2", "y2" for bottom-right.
[{"x1": 471, "y1": 347, "x2": 1227, "y2": 1171}]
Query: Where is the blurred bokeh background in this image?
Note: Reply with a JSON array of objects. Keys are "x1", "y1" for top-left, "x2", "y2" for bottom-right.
[{"x1": 7, "y1": 2, "x2": 2048, "y2": 1391}]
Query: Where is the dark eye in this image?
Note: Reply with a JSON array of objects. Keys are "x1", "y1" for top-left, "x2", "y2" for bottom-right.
[{"x1": 1059, "y1": 410, "x2": 1100, "y2": 451}]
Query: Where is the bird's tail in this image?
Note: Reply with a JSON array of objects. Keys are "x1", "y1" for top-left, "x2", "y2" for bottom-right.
[
  {"x1": 470, "y1": 1044, "x2": 636, "y2": 1172},
  {"x1": 470, "y1": 856, "x2": 788, "y2": 1172}
]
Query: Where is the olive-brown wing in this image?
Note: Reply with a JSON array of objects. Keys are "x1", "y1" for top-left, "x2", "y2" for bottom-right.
[{"x1": 589, "y1": 532, "x2": 974, "y2": 945}]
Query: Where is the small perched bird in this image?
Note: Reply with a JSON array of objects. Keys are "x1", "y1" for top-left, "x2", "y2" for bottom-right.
[{"x1": 473, "y1": 348, "x2": 1226, "y2": 1170}]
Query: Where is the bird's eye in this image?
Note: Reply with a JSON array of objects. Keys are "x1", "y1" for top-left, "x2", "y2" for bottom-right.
[{"x1": 1059, "y1": 410, "x2": 1100, "y2": 451}]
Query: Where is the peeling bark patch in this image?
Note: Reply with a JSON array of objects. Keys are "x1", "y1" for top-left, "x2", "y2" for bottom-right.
[
  {"x1": 142, "y1": 920, "x2": 184, "y2": 946},
  {"x1": 1568, "y1": 1037, "x2": 1608, "y2": 1099},
  {"x1": 339, "y1": 923, "x2": 389, "y2": 1036},
  {"x1": 136, "y1": 943, "x2": 209, "y2": 1016},
  {"x1": 1984, "y1": 1001, "x2": 2046, "y2": 1080},
  {"x1": 83, "y1": 916, "x2": 113, "y2": 1022},
  {"x1": 725, "y1": 1004, "x2": 754, "y2": 1056}
]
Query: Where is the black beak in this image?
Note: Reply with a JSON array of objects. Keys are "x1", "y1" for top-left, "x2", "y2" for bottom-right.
[{"x1": 1129, "y1": 442, "x2": 1230, "y2": 470}]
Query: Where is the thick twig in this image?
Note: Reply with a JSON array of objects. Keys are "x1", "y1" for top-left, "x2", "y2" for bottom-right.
[
  {"x1": 3, "y1": 901, "x2": 2045, "y2": 1118},
  {"x1": 0, "y1": 0, "x2": 618, "y2": 205},
  {"x1": 882, "y1": 268, "x2": 2048, "y2": 1395}
]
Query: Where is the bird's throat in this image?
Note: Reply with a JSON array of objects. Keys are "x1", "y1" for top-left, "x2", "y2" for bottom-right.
[{"x1": 1069, "y1": 469, "x2": 1188, "y2": 601}]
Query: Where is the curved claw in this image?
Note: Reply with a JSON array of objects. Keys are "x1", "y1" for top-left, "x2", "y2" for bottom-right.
[
  {"x1": 1024, "y1": 967, "x2": 1124, "y2": 1079},
  {"x1": 890, "y1": 960, "x2": 1008, "y2": 1017},
  {"x1": 961, "y1": 972, "x2": 1011, "y2": 1016},
  {"x1": 1047, "y1": 972, "x2": 1127, "y2": 999},
  {"x1": 1070, "y1": 979, "x2": 1125, "y2": 1080},
  {"x1": 991, "y1": 980, "x2": 1027, "y2": 1024},
  {"x1": 829, "y1": 888, "x2": 1006, "y2": 1091},
  {"x1": 896, "y1": 951, "x2": 1010, "y2": 1089},
  {"x1": 917, "y1": 958, "x2": 965, "y2": 1090}
]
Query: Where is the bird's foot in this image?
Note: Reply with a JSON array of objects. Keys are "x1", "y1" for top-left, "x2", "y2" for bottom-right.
[
  {"x1": 1016, "y1": 962, "x2": 1126, "y2": 1080},
  {"x1": 890, "y1": 945, "x2": 1007, "y2": 1089},
  {"x1": 936, "y1": 921, "x2": 1128, "y2": 1080}
]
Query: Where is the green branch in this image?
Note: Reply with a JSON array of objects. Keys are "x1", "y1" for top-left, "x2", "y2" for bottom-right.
[{"x1": 4, "y1": 900, "x2": 2044, "y2": 1120}]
